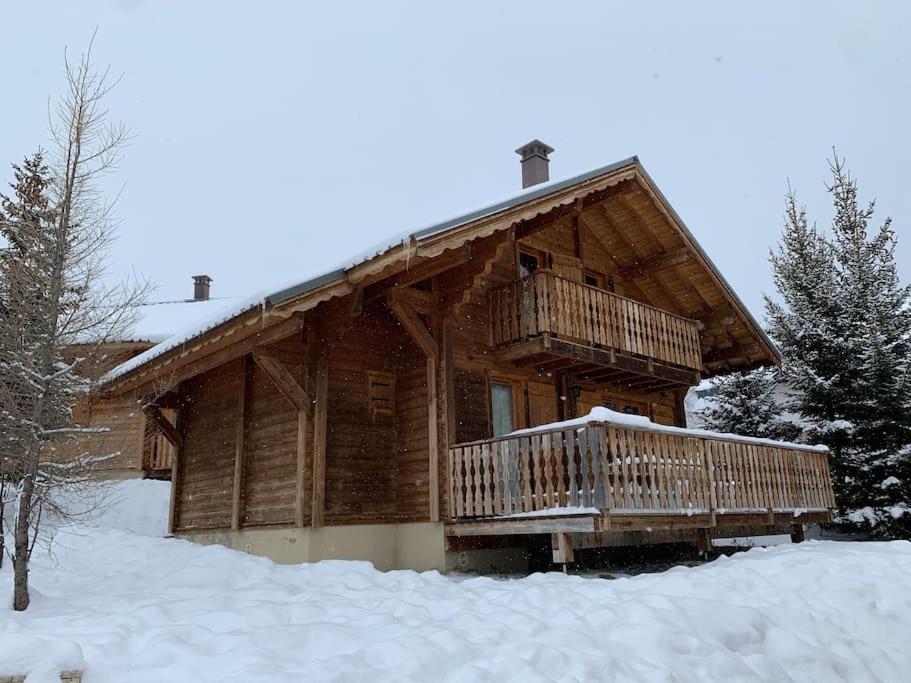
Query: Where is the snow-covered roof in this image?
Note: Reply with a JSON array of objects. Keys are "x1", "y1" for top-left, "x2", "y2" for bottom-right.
[
  {"x1": 114, "y1": 297, "x2": 245, "y2": 344},
  {"x1": 102, "y1": 155, "x2": 776, "y2": 387},
  {"x1": 508, "y1": 407, "x2": 828, "y2": 453}
]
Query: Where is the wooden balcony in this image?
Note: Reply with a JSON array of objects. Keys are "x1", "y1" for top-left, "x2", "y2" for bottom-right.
[
  {"x1": 447, "y1": 416, "x2": 835, "y2": 536},
  {"x1": 489, "y1": 271, "x2": 703, "y2": 389}
]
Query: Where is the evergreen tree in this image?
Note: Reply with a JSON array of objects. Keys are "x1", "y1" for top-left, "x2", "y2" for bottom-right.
[
  {"x1": 765, "y1": 154, "x2": 911, "y2": 537},
  {"x1": 699, "y1": 366, "x2": 802, "y2": 442}
]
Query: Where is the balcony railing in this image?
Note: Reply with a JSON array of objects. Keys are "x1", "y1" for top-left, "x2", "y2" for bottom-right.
[
  {"x1": 448, "y1": 417, "x2": 835, "y2": 521},
  {"x1": 489, "y1": 271, "x2": 703, "y2": 371}
]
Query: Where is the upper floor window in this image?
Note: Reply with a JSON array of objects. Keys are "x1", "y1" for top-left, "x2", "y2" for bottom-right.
[
  {"x1": 583, "y1": 269, "x2": 605, "y2": 288},
  {"x1": 518, "y1": 250, "x2": 540, "y2": 278}
]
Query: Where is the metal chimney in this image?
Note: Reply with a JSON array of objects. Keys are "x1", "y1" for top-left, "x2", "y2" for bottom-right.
[
  {"x1": 192, "y1": 275, "x2": 212, "y2": 301},
  {"x1": 515, "y1": 140, "x2": 554, "y2": 189}
]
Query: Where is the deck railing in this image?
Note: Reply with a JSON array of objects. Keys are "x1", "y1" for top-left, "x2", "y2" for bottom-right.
[
  {"x1": 448, "y1": 420, "x2": 835, "y2": 521},
  {"x1": 488, "y1": 271, "x2": 703, "y2": 371}
]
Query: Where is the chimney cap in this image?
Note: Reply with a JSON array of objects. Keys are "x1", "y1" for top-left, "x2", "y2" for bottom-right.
[
  {"x1": 515, "y1": 139, "x2": 555, "y2": 160},
  {"x1": 192, "y1": 274, "x2": 213, "y2": 284}
]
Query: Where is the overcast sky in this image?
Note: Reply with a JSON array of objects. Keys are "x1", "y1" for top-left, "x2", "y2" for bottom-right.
[{"x1": 1, "y1": 2, "x2": 908, "y2": 320}]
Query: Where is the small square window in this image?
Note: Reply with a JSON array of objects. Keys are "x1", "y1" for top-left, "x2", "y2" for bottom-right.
[
  {"x1": 367, "y1": 371, "x2": 396, "y2": 417},
  {"x1": 583, "y1": 269, "x2": 605, "y2": 288},
  {"x1": 519, "y1": 251, "x2": 540, "y2": 278}
]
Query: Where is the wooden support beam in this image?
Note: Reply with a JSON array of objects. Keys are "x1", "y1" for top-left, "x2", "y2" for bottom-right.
[
  {"x1": 548, "y1": 338, "x2": 700, "y2": 385},
  {"x1": 551, "y1": 532, "x2": 575, "y2": 565},
  {"x1": 703, "y1": 342, "x2": 761, "y2": 365},
  {"x1": 387, "y1": 292, "x2": 439, "y2": 362},
  {"x1": 441, "y1": 319, "x2": 455, "y2": 520},
  {"x1": 374, "y1": 243, "x2": 472, "y2": 292},
  {"x1": 166, "y1": 388, "x2": 183, "y2": 534},
  {"x1": 231, "y1": 356, "x2": 251, "y2": 530},
  {"x1": 143, "y1": 405, "x2": 183, "y2": 449},
  {"x1": 388, "y1": 286, "x2": 439, "y2": 315},
  {"x1": 616, "y1": 247, "x2": 690, "y2": 281},
  {"x1": 295, "y1": 408, "x2": 308, "y2": 527},
  {"x1": 572, "y1": 199, "x2": 584, "y2": 260},
  {"x1": 311, "y1": 353, "x2": 329, "y2": 528},
  {"x1": 427, "y1": 355, "x2": 440, "y2": 522},
  {"x1": 252, "y1": 351, "x2": 313, "y2": 413},
  {"x1": 120, "y1": 314, "x2": 306, "y2": 403},
  {"x1": 445, "y1": 514, "x2": 597, "y2": 537}
]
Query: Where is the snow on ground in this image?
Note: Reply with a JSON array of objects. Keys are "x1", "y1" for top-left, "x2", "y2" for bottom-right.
[{"x1": 2, "y1": 482, "x2": 911, "y2": 682}]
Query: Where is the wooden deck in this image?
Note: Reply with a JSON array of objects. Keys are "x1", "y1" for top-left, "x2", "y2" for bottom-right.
[
  {"x1": 446, "y1": 417, "x2": 835, "y2": 540},
  {"x1": 489, "y1": 271, "x2": 703, "y2": 372}
]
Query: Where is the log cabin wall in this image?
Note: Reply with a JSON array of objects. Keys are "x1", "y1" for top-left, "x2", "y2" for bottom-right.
[
  {"x1": 176, "y1": 358, "x2": 244, "y2": 531},
  {"x1": 321, "y1": 299, "x2": 434, "y2": 525},
  {"x1": 395, "y1": 353, "x2": 430, "y2": 521},
  {"x1": 242, "y1": 351, "x2": 310, "y2": 527}
]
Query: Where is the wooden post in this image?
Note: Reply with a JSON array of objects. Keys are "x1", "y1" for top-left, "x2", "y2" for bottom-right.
[
  {"x1": 427, "y1": 356, "x2": 440, "y2": 522},
  {"x1": 164, "y1": 393, "x2": 184, "y2": 535},
  {"x1": 695, "y1": 528, "x2": 712, "y2": 555},
  {"x1": 311, "y1": 354, "x2": 329, "y2": 528},
  {"x1": 551, "y1": 532, "x2": 574, "y2": 566},
  {"x1": 790, "y1": 523, "x2": 805, "y2": 544},
  {"x1": 231, "y1": 356, "x2": 250, "y2": 530},
  {"x1": 441, "y1": 320, "x2": 455, "y2": 520},
  {"x1": 295, "y1": 409, "x2": 308, "y2": 527}
]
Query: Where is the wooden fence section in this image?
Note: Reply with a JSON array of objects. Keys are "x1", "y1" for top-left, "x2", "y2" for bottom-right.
[
  {"x1": 488, "y1": 271, "x2": 703, "y2": 371},
  {"x1": 448, "y1": 422, "x2": 835, "y2": 521}
]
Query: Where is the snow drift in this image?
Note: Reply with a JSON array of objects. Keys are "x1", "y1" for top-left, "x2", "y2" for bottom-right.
[{"x1": 2, "y1": 480, "x2": 910, "y2": 681}]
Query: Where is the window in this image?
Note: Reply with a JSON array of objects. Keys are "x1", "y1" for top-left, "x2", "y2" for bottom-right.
[
  {"x1": 367, "y1": 371, "x2": 396, "y2": 417},
  {"x1": 603, "y1": 395, "x2": 647, "y2": 416},
  {"x1": 490, "y1": 382, "x2": 515, "y2": 437},
  {"x1": 518, "y1": 250, "x2": 540, "y2": 278},
  {"x1": 583, "y1": 269, "x2": 605, "y2": 288}
]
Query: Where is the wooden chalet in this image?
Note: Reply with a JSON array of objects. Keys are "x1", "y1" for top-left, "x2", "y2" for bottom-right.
[{"x1": 99, "y1": 145, "x2": 836, "y2": 571}]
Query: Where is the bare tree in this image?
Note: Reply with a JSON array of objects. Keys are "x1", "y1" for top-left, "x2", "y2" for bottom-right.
[{"x1": 0, "y1": 36, "x2": 149, "y2": 610}]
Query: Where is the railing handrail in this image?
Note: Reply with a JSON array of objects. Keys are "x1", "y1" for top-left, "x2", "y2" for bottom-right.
[
  {"x1": 450, "y1": 419, "x2": 828, "y2": 455},
  {"x1": 495, "y1": 270, "x2": 702, "y2": 329},
  {"x1": 447, "y1": 419, "x2": 836, "y2": 522}
]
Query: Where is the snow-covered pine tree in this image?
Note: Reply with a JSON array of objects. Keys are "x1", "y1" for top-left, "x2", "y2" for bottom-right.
[
  {"x1": 765, "y1": 154, "x2": 911, "y2": 537},
  {"x1": 699, "y1": 366, "x2": 802, "y2": 442},
  {"x1": 0, "y1": 39, "x2": 147, "y2": 610}
]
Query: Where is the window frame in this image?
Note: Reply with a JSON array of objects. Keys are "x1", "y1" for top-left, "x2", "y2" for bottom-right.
[{"x1": 487, "y1": 372, "x2": 527, "y2": 437}]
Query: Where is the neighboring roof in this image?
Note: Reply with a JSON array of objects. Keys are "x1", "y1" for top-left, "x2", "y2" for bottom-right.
[
  {"x1": 102, "y1": 156, "x2": 778, "y2": 388},
  {"x1": 114, "y1": 297, "x2": 244, "y2": 344}
]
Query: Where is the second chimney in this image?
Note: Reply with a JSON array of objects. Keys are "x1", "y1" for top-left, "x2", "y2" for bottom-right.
[
  {"x1": 193, "y1": 275, "x2": 212, "y2": 301},
  {"x1": 515, "y1": 139, "x2": 554, "y2": 189}
]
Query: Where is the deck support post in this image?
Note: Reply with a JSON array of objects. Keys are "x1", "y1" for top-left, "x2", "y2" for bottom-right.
[
  {"x1": 551, "y1": 532, "x2": 574, "y2": 567},
  {"x1": 694, "y1": 528, "x2": 712, "y2": 556},
  {"x1": 790, "y1": 523, "x2": 806, "y2": 544}
]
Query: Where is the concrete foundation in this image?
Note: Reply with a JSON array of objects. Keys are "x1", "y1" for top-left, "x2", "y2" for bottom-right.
[{"x1": 181, "y1": 522, "x2": 448, "y2": 571}]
